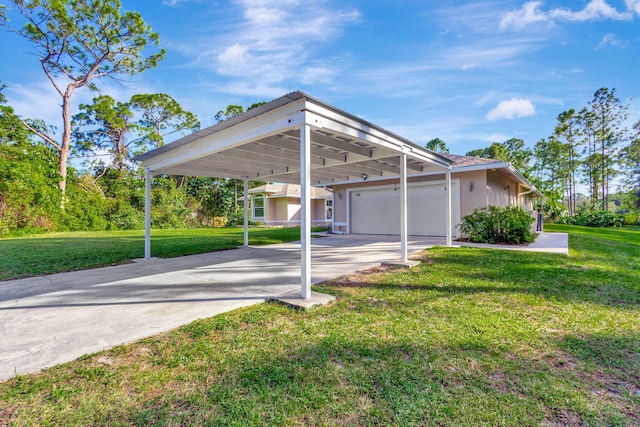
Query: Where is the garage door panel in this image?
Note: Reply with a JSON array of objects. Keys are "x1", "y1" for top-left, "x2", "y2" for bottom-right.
[
  {"x1": 350, "y1": 189, "x2": 400, "y2": 234},
  {"x1": 350, "y1": 181, "x2": 460, "y2": 236}
]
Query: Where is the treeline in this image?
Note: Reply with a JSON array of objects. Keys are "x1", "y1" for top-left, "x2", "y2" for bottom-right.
[
  {"x1": 0, "y1": 86, "x2": 260, "y2": 235},
  {"x1": 0, "y1": 1, "x2": 261, "y2": 236},
  {"x1": 431, "y1": 87, "x2": 639, "y2": 223}
]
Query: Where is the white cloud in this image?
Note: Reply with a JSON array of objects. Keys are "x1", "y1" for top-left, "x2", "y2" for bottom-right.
[
  {"x1": 500, "y1": 0, "x2": 635, "y2": 30},
  {"x1": 190, "y1": 0, "x2": 360, "y2": 91},
  {"x1": 300, "y1": 66, "x2": 336, "y2": 85},
  {"x1": 214, "y1": 81, "x2": 290, "y2": 99},
  {"x1": 486, "y1": 98, "x2": 536, "y2": 121},
  {"x1": 485, "y1": 132, "x2": 511, "y2": 142},
  {"x1": 596, "y1": 33, "x2": 626, "y2": 49},
  {"x1": 163, "y1": 0, "x2": 186, "y2": 6},
  {"x1": 627, "y1": 0, "x2": 640, "y2": 14}
]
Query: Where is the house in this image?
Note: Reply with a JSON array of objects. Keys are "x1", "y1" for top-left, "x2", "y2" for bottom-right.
[
  {"x1": 242, "y1": 183, "x2": 332, "y2": 226},
  {"x1": 328, "y1": 153, "x2": 540, "y2": 237}
]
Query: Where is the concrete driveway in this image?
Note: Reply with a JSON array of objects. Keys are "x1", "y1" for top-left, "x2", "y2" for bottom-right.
[{"x1": 0, "y1": 234, "x2": 441, "y2": 381}]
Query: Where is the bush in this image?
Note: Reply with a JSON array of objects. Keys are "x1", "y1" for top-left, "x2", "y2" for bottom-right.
[
  {"x1": 556, "y1": 210, "x2": 625, "y2": 228},
  {"x1": 459, "y1": 206, "x2": 535, "y2": 244}
]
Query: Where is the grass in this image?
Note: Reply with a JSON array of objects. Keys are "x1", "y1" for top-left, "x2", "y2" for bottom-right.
[
  {"x1": 0, "y1": 227, "x2": 326, "y2": 281},
  {"x1": 1, "y1": 224, "x2": 639, "y2": 426}
]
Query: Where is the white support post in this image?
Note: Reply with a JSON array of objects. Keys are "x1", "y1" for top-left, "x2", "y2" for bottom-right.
[
  {"x1": 445, "y1": 169, "x2": 452, "y2": 246},
  {"x1": 400, "y1": 153, "x2": 408, "y2": 262},
  {"x1": 243, "y1": 177, "x2": 249, "y2": 247},
  {"x1": 144, "y1": 167, "x2": 151, "y2": 258},
  {"x1": 300, "y1": 122, "x2": 312, "y2": 299}
]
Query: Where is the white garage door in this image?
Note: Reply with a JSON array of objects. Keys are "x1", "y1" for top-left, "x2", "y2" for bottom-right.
[{"x1": 349, "y1": 180, "x2": 460, "y2": 236}]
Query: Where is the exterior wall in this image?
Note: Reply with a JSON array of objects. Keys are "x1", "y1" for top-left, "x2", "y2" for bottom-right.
[
  {"x1": 264, "y1": 197, "x2": 279, "y2": 223},
  {"x1": 455, "y1": 170, "x2": 487, "y2": 218},
  {"x1": 255, "y1": 197, "x2": 331, "y2": 227},
  {"x1": 331, "y1": 169, "x2": 539, "y2": 234},
  {"x1": 287, "y1": 198, "x2": 301, "y2": 221},
  {"x1": 332, "y1": 172, "x2": 482, "y2": 233},
  {"x1": 486, "y1": 170, "x2": 518, "y2": 208}
]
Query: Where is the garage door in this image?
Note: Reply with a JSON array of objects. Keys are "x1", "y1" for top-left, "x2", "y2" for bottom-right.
[{"x1": 349, "y1": 181, "x2": 460, "y2": 236}]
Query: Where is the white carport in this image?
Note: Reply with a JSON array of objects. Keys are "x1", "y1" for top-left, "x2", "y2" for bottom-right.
[{"x1": 135, "y1": 91, "x2": 452, "y2": 299}]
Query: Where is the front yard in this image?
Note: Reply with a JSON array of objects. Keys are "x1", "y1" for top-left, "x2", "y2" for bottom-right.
[
  {"x1": 0, "y1": 227, "x2": 326, "y2": 281},
  {"x1": 1, "y1": 224, "x2": 638, "y2": 426}
]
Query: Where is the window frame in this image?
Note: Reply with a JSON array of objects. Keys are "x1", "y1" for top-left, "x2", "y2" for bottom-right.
[{"x1": 252, "y1": 195, "x2": 265, "y2": 220}]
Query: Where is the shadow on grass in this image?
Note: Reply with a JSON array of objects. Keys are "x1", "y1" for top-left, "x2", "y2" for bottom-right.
[
  {"x1": 322, "y1": 248, "x2": 639, "y2": 308},
  {"x1": 122, "y1": 331, "x2": 638, "y2": 426}
]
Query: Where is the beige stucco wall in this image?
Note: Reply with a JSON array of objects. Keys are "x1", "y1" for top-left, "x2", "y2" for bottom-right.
[
  {"x1": 252, "y1": 194, "x2": 329, "y2": 225},
  {"x1": 487, "y1": 170, "x2": 514, "y2": 208},
  {"x1": 456, "y1": 170, "x2": 487, "y2": 218}
]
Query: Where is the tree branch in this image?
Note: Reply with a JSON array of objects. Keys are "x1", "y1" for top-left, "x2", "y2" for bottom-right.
[{"x1": 19, "y1": 118, "x2": 60, "y2": 152}]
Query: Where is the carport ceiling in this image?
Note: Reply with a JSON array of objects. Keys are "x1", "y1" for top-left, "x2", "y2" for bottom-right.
[{"x1": 136, "y1": 91, "x2": 452, "y2": 184}]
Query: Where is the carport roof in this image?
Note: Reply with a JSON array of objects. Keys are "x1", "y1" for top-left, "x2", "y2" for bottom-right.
[{"x1": 135, "y1": 91, "x2": 452, "y2": 184}]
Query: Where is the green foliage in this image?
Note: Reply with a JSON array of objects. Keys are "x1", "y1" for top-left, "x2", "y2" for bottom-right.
[
  {"x1": 466, "y1": 138, "x2": 533, "y2": 177},
  {"x1": 4, "y1": 0, "x2": 165, "y2": 82},
  {"x1": 0, "y1": 142, "x2": 61, "y2": 235},
  {"x1": 459, "y1": 205, "x2": 535, "y2": 244},
  {"x1": 59, "y1": 175, "x2": 108, "y2": 231},
  {"x1": 129, "y1": 93, "x2": 200, "y2": 150},
  {"x1": 150, "y1": 176, "x2": 191, "y2": 229},
  {"x1": 73, "y1": 95, "x2": 135, "y2": 172},
  {"x1": 425, "y1": 137, "x2": 449, "y2": 153},
  {"x1": 1, "y1": 0, "x2": 166, "y2": 198},
  {"x1": 556, "y1": 207, "x2": 625, "y2": 228},
  {"x1": 533, "y1": 187, "x2": 567, "y2": 221}
]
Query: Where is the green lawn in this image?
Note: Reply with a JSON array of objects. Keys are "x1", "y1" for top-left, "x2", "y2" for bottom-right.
[
  {"x1": 0, "y1": 227, "x2": 325, "y2": 281},
  {"x1": 1, "y1": 225, "x2": 639, "y2": 426}
]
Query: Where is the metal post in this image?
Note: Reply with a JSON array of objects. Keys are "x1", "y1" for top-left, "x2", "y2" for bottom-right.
[
  {"x1": 445, "y1": 169, "x2": 452, "y2": 246},
  {"x1": 300, "y1": 122, "x2": 311, "y2": 299},
  {"x1": 144, "y1": 167, "x2": 151, "y2": 258},
  {"x1": 400, "y1": 153, "x2": 408, "y2": 262},
  {"x1": 243, "y1": 177, "x2": 249, "y2": 247}
]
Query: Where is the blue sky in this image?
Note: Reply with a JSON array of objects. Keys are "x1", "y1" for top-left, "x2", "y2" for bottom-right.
[{"x1": 1, "y1": 0, "x2": 639, "y2": 157}]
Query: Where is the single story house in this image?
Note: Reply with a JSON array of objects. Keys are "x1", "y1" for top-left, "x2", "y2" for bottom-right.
[{"x1": 242, "y1": 183, "x2": 332, "y2": 227}]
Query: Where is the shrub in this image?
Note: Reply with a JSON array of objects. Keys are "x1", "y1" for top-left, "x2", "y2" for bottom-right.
[
  {"x1": 459, "y1": 206, "x2": 535, "y2": 244},
  {"x1": 556, "y1": 210, "x2": 625, "y2": 228}
]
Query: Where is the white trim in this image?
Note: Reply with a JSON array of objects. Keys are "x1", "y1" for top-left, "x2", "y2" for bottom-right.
[
  {"x1": 325, "y1": 198, "x2": 333, "y2": 222},
  {"x1": 300, "y1": 122, "x2": 311, "y2": 299},
  {"x1": 144, "y1": 168, "x2": 151, "y2": 259},
  {"x1": 252, "y1": 194, "x2": 265, "y2": 221},
  {"x1": 141, "y1": 107, "x2": 306, "y2": 172},
  {"x1": 243, "y1": 177, "x2": 249, "y2": 247},
  {"x1": 400, "y1": 153, "x2": 407, "y2": 262},
  {"x1": 445, "y1": 170, "x2": 452, "y2": 246}
]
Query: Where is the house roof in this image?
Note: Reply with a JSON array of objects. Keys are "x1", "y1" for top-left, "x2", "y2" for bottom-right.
[
  {"x1": 441, "y1": 153, "x2": 503, "y2": 168},
  {"x1": 248, "y1": 183, "x2": 332, "y2": 199},
  {"x1": 135, "y1": 91, "x2": 452, "y2": 185}
]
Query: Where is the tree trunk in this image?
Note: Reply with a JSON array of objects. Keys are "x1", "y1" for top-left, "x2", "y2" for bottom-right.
[
  {"x1": 59, "y1": 86, "x2": 75, "y2": 209},
  {"x1": 601, "y1": 138, "x2": 606, "y2": 210}
]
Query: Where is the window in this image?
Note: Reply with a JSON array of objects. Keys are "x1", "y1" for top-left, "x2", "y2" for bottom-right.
[
  {"x1": 325, "y1": 199, "x2": 333, "y2": 220},
  {"x1": 253, "y1": 195, "x2": 265, "y2": 219}
]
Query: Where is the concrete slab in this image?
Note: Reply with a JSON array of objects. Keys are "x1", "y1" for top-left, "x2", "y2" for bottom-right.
[
  {"x1": 0, "y1": 232, "x2": 568, "y2": 381},
  {"x1": 0, "y1": 234, "x2": 437, "y2": 381},
  {"x1": 457, "y1": 232, "x2": 569, "y2": 255},
  {"x1": 269, "y1": 290, "x2": 336, "y2": 311},
  {"x1": 381, "y1": 259, "x2": 422, "y2": 268}
]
